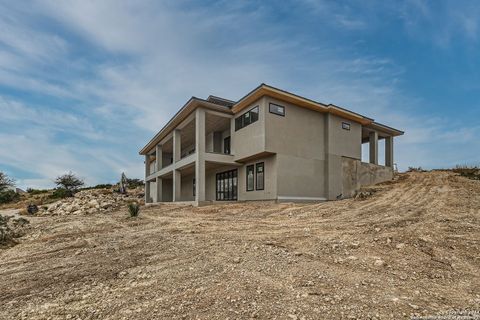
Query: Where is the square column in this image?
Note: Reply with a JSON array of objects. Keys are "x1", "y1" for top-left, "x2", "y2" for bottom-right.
[
  {"x1": 195, "y1": 108, "x2": 206, "y2": 203},
  {"x1": 385, "y1": 136, "x2": 394, "y2": 168},
  {"x1": 173, "y1": 170, "x2": 181, "y2": 201},
  {"x1": 155, "y1": 177, "x2": 162, "y2": 202},
  {"x1": 145, "y1": 154, "x2": 151, "y2": 177},
  {"x1": 144, "y1": 154, "x2": 152, "y2": 203},
  {"x1": 145, "y1": 181, "x2": 152, "y2": 203},
  {"x1": 173, "y1": 129, "x2": 181, "y2": 162},
  {"x1": 155, "y1": 144, "x2": 163, "y2": 171},
  {"x1": 369, "y1": 131, "x2": 379, "y2": 165}
]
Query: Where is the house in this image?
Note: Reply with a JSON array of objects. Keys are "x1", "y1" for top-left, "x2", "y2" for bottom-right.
[{"x1": 139, "y1": 84, "x2": 404, "y2": 206}]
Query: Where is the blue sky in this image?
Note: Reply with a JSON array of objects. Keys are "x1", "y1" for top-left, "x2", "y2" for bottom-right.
[{"x1": 1, "y1": 0, "x2": 479, "y2": 189}]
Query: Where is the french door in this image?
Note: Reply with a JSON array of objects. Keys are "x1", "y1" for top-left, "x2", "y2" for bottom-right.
[{"x1": 216, "y1": 169, "x2": 238, "y2": 201}]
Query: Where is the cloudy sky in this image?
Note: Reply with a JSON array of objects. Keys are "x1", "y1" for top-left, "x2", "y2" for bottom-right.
[{"x1": 1, "y1": 0, "x2": 480, "y2": 189}]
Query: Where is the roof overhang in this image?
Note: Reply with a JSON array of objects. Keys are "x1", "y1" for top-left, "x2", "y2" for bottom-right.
[
  {"x1": 232, "y1": 84, "x2": 374, "y2": 126},
  {"x1": 139, "y1": 98, "x2": 233, "y2": 155},
  {"x1": 364, "y1": 122, "x2": 405, "y2": 137}
]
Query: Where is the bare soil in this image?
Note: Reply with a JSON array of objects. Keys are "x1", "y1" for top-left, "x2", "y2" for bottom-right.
[{"x1": 0, "y1": 171, "x2": 479, "y2": 319}]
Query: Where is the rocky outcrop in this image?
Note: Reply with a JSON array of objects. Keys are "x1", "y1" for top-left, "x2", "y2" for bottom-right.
[
  {"x1": 41, "y1": 189, "x2": 143, "y2": 216},
  {"x1": 0, "y1": 215, "x2": 29, "y2": 247}
]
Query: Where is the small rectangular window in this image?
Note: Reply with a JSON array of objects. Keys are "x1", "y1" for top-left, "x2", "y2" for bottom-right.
[
  {"x1": 246, "y1": 165, "x2": 254, "y2": 191},
  {"x1": 256, "y1": 162, "x2": 264, "y2": 190},
  {"x1": 342, "y1": 122, "x2": 351, "y2": 131},
  {"x1": 269, "y1": 103, "x2": 285, "y2": 116}
]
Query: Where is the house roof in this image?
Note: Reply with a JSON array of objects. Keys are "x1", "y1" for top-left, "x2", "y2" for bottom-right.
[{"x1": 139, "y1": 83, "x2": 404, "y2": 155}]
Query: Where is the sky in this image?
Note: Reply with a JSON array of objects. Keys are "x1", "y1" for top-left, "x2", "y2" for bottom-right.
[{"x1": 1, "y1": 0, "x2": 480, "y2": 189}]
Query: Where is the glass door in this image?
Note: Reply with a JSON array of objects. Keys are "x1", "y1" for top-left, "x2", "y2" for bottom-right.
[{"x1": 216, "y1": 169, "x2": 237, "y2": 200}]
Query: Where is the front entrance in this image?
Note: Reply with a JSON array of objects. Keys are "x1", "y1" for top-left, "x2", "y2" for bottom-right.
[{"x1": 216, "y1": 169, "x2": 237, "y2": 201}]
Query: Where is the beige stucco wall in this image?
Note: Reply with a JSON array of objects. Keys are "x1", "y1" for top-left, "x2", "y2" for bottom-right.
[
  {"x1": 237, "y1": 154, "x2": 277, "y2": 201},
  {"x1": 276, "y1": 154, "x2": 326, "y2": 200},
  {"x1": 341, "y1": 157, "x2": 393, "y2": 198},
  {"x1": 232, "y1": 97, "x2": 266, "y2": 161},
  {"x1": 180, "y1": 173, "x2": 195, "y2": 201},
  {"x1": 264, "y1": 97, "x2": 326, "y2": 160}
]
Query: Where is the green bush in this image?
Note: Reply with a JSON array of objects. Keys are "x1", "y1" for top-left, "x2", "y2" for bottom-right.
[
  {"x1": 128, "y1": 203, "x2": 140, "y2": 217},
  {"x1": 50, "y1": 188, "x2": 73, "y2": 199},
  {"x1": 26, "y1": 188, "x2": 49, "y2": 195},
  {"x1": 0, "y1": 190, "x2": 20, "y2": 204}
]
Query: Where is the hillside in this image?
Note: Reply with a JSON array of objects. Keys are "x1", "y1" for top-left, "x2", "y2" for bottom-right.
[{"x1": 0, "y1": 171, "x2": 479, "y2": 319}]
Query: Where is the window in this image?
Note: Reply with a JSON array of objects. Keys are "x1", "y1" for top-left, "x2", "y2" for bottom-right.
[
  {"x1": 216, "y1": 169, "x2": 237, "y2": 200},
  {"x1": 256, "y1": 162, "x2": 264, "y2": 190},
  {"x1": 246, "y1": 165, "x2": 255, "y2": 191},
  {"x1": 342, "y1": 122, "x2": 351, "y2": 131},
  {"x1": 235, "y1": 106, "x2": 259, "y2": 131},
  {"x1": 224, "y1": 136, "x2": 231, "y2": 154},
  {"x1": 269, "y1": 103, "x2": 285, "y2": 116}
]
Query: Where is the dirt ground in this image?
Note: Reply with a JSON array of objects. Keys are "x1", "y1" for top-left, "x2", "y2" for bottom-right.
[{"x1": 0, "y1": 171, "x2": 479, "y2": 319}]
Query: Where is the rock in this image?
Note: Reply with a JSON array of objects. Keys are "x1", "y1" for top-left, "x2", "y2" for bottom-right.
[
  {"x1": 233, "y1": 257, "x2": 241, "y2": 264},
  {"x1": 396, "y1": 243, "x2": 405, "y2": 249},
  {"x1": 374, "y1": 259, "x2": 385, "y2": 267}
]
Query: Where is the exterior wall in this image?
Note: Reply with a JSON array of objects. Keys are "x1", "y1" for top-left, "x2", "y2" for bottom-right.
[
  {"x1": 162, "y1": 179, "x2": 173, "y2": 202},
  {"x1": 325, "y1": 113, "x2": 363, "y2": 200},
  {"x1": 232, "y1": 97, "x2": 266, "y2": 161},
  {"x1": 264, "y1": 97, "x2": 326, "y2": 160},
  {"x1": 237, "y1": 154, "x2": 277, "y2": 201},
  {"x1": 205, "y1": 165, "x2": 239, "y2": 201},
  {"x1": 276, "y1": 154, "x2": 326, "y2": 200},
  {"x1": 180, "y1": 173, "x2": 195, "y2": 201},
  {"x1": 341, "y1": 157, "x2": 394, "y2": 198}
]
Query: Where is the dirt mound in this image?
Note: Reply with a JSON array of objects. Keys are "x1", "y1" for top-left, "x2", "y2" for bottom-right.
[
  {"x1": 40, "y1": 188, "x2": 144, "y2": 216},
  {"x1": 0, "y1": 215, "x2": 29, "y2": 248},
  {"x1": 0, "y1": 171, "x2": 479, "y2": 319}
]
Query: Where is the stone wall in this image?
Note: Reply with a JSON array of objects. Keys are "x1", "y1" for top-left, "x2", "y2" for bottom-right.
[{"x1": 341, "y1": 157, "x2": 393, "y2": 198}]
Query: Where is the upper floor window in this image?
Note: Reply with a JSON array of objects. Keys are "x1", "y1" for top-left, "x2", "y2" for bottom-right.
[
  {"x1": 342, "y1": 122, "x2": 351, "y2": 131},
  {"x1": 269, "y1": 103, "x2": 285, "y2": 116},
  {"x1": 235, "y1": 106, "x2": 259, "y2": 131}
]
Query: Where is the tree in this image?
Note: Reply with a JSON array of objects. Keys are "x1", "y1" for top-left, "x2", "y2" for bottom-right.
[
  {"x1": 54, "y1": 172, "x2": 84, "y2": 196},
  {"x1": 0, "y1": 172, "x2": 15, "y2": 193}
]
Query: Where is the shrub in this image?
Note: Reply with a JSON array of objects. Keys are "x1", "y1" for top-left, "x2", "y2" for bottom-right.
[
  {"x1": 128, "y1": 202, "x2": 140, "y2": 217},
  {"x1": 127, "y1": 178, "x2": 144, "y2": 189},
  {"x1": 26, "y1": 188, "x2": 49, "y2": 195},
  {"x1": 50, "y1": 188, "x2": 73, "y2": 199},
  {"x1": 54, "y1": 172, "x2": 84, "y2": 194},
  {"x1": 0, "y1": 190, "x2": 20, "y2": 204}
]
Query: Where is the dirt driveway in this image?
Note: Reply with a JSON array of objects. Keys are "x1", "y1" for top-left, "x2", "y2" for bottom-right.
[{"x1": 0, "y1": 171, "x2": 479, "y2": 319}]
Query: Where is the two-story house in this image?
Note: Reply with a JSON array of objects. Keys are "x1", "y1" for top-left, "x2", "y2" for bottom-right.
[{"x1": 139, "y1": 84, "x2": 404, "y2": 206}]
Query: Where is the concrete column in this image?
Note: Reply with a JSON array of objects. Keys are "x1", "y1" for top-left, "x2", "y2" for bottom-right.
[
  {"x1": 173, "y1": 129, "x2": 181, "y2": 162},
  {"x1": 155, "y1": 177, "x2": 162, "y2": 202},
  {"x1": 145, "y1": 181, "x2": 151, "y2": 203},
  {"x1": 369, "y1": 131, "x2": 379, "y2": 165},
  {"x1": 385, "y1": 136, "x2": 394, "y2": 168},
  {"x1": 173, "y1": 170, "x2": 181, "y2": 201},
  {"x1": 230, "y1": 117, "x2": 235, "y2": 155},
  {"x1": 155, "y1": 144, "x2": 162, "y2": 171},
  {"x1": 145, "y1": 154, "x2": 151, "y2": 177},
  {"x1": 195, "y1": 108, "x2": 206, "y2": 203}
]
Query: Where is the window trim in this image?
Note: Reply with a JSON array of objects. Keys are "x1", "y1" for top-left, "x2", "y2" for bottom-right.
[
  {"x1": 255, "y1": 162, "x2": 265, "y2": 190},
  {"x1": 246, "y1": 164, "x2": 255, "y2": 191},
  {"x1": 269, "y1": 103, "x2": 285, "y2": 117},
  {"x1": 235, "y1": 105, "x2": 259, "y2": 131}
]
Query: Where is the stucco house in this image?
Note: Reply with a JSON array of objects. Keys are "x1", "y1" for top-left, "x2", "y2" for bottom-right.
[{"x1": 139, "y1": 84, "x2": 404, "y2": 206}]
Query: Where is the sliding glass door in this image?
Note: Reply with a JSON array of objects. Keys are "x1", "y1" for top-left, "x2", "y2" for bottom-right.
[{"x1": 216, "y1": 169, "x2": 238, "y2": 201}]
